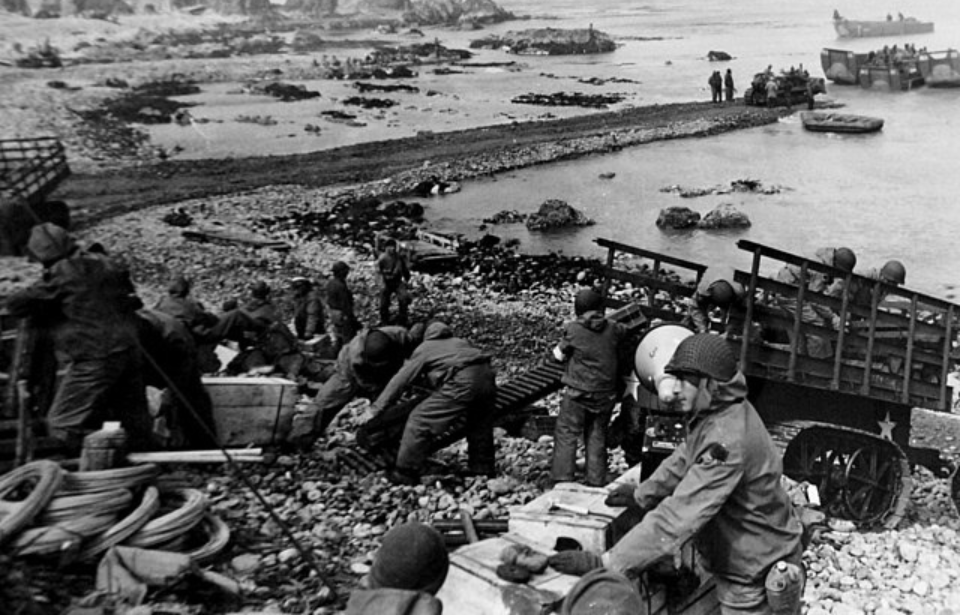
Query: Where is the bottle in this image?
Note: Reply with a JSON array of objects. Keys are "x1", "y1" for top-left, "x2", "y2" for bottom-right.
[
  {"x1": 764, "y1": 560, "x2": 802, "y2": 615},
  {"x1": 79, "y1": 421, "x2": 128, "y2": 471}
]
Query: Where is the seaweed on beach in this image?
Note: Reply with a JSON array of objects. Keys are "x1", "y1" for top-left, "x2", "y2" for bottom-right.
[
  {"x1": 342, "y1": 96, "x2": 398, "y2": 109},
  {"x1": 512, "y1": 91, "x2": 625, "y2": 108}
]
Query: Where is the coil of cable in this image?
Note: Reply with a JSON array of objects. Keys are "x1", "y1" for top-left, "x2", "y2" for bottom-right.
[
  {"x1": 78, "y1": 486, "x2": 160, "y2": 562},
  {"x1": 38, "y1": 488, "x2": 133, "y2": 525},
  {"x1": 124, "y1": 488, "x2": 207, "y2": 549},
  {"x1": 60, "y1": 464, "x2": 159, "y2": 495},
  {"x1": 154, "y1": 513, "x2": 230, "y2": 564},
  {"x1": 0, "y1": 460, "x2": 64, "y2": 547},
  {"x1": 11, "y1": 514, "x2": 118, "y2": 557}
]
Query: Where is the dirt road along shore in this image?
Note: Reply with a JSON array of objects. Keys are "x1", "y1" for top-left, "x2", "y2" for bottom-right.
[{"x1": 57, "y1": 101, "x2": 782, "y2": 228}]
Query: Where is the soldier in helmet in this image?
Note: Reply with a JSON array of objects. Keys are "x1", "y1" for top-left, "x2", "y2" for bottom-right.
[
  {"x1": 684, "y1": 265, "x2": 747, "y2": 337},
  {"x1": 292, "y1": 324, "x2": 425, "y2": 444},
  {"x1": 550, "y1": 288, "x2": 633, "y2": 487},
  {"x1": 772, "y1": 246, "x2": 857, "y2": 358},
  {"x1": 289, "y1": 276, "x2": 325, "y2": 341},
  {"x1": 548, "y1": 334, "x2": 805, "y2": 615},
  {"x1": 325, "y1": 261, "x2": 359, "y2": 354}
]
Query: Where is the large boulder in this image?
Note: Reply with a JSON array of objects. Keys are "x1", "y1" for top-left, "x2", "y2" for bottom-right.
[
  {"x1": 403, "y1": 0, "x2": 514, "y2": 26},
  {"x1": 656, "y1": 206, "x2": 700, "y2": 230},
  {"x1": 475, "y1": 27, "x2": 616, "y2": 55},
  {"x1": 525, "y1": 199, "x2": 595, "y2": 231},
  {"x1": 698, "y1": 204, "x2": 751, "y2": 229}
]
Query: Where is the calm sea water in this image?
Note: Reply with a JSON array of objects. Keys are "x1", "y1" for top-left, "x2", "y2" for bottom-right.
[
  {"x1": 425, "y1": 0, "x2": 960, "y2": 299},
  {"x1": 153, "y1": 0, "x2": 960, "y2": 297}
]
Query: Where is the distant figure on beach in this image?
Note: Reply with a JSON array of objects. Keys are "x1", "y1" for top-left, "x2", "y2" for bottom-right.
[
  {"x1": 724, "y1": 69, "x2": 735, "y2": 102},
  {"x1": 708, "y1": 71, "x2": 723, "y2": 103}
]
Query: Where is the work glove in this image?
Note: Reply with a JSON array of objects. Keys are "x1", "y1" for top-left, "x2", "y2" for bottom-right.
[
  {"x1": 547, "y1": 551, "x2": 604, "y2": 576},
  {"x1": 604, "y1": 482, "x2": 640, "y2": 510}
]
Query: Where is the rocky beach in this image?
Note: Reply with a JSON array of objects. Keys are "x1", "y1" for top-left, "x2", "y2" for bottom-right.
[{"x1": 3, "y1": 3, "x2": 960, "y2": 615}]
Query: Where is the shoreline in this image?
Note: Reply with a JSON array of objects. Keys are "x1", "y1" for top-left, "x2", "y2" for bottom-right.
[{"x1": 60, "y1": 101, "x2": 783, "y2": 227}]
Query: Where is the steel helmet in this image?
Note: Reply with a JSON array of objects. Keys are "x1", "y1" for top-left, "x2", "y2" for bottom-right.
[
  {"x1": 574, "y1": 288, "x2": 604, "y2": 316},
  {"x1": 708, "y1": 280, "x2": 738, "y2": 308},
  {"x1": 833, "y1": 247, "x2": 857, "y2": 273},
  {"x1": 664, "y1": 333, "x2": 738, "y2": 382},
  {"x1": 879, "y1": 260, "x2": 906, "y2": 285}
]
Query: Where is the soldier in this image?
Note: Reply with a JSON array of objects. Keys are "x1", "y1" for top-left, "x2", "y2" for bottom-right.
[
  {"x1": 773, "y1": 247, "x2": 857, "y2": 358},
  {"x1": 298, "y1": 325, "x2": 424, "y2": 441},
  {"x1": 550, "y1": 334, "x2": 805, "y2": 615},
  {"x1": 367, "y1": 322, "x2": 496, "y2": 485},
  {"x1": 290, "y1": 276, "x2": 325, "y2": 341},
  {"x1": 325, "y1": 261, "x2": 359, "y2": 354},
  {"x1": 551, "y1": 289, "x2": 631, "y2": 487},
  {"x1": 137, "y1": 308, "x2": 217, "y2": 449},
  {"x1": 377, "y1": 238, "x2": 412, "y2": 326},
  {"x1": 4, "y1": 223, "x2": 152, "y2": 451},
  {"x1": 684, "y1": 265, "x2": 747, "y2": 336},
  {"x1": 724, "y1": 69, "x2": 735, "y2": 102}
]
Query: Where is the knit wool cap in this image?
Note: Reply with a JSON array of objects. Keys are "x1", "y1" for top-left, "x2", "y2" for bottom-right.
[
  {"x1": 574, "y1": 288, "x2": 603, "y2": 316},
  {"x1": 560, "y1": 569, "x2": 643, "y2": 615},
  {"x1": 664, "y1": 333, "x2": 738, "y2": 382},
  {"x1": 27, "y1": 222, "x2": 75, "y2": 265},
  {"x1": 368, "y1": 522, "x2": 449, "y2": 595}
]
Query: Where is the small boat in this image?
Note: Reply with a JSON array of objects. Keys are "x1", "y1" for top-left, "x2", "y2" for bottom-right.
[
  {"x1": 833, "y1": 15, "x2": 934, "y2": 39},
  {"x1": 918, "y1": 49, "x2": 960, "y2": 88},
  {"x1": 800, "y1": 112, "x2": 884, "y2": 134}
]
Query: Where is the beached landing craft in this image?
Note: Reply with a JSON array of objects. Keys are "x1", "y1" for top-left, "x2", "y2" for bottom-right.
[
  {"x1": 859, "y1": 60, "x2": 924, "y2": 91},
  {"x1": 821, "y1": 48, "x2": 869, "y2": 85},
  {"x1": 918, "y1": 49, "x2": 960, "y2": 88},
  {"x1": 833, "y1": 13, "x2": 934, "y2": 39},
  {"x1": 800, "y1": 112, "x2": 884, "y2": 134}
]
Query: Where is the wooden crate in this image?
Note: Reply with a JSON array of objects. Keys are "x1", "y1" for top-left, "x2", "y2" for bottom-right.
[
  {"x1": 203, "y1": 377, "x2": 298, "y2": 446},
  {"x1": 436, "y1": 534, "x2": 579, "y2": 615},
  {"x1": 508, "y1": 483, "x2": 639, "y2": 553},
  {"x1": 437, "y1": 533, "x2": 719, "y2": 615}
]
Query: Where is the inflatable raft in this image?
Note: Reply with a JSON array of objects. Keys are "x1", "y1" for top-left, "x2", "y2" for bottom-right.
[{"x1": 800, "y1": 112, "x2": 884, "y2": 134}]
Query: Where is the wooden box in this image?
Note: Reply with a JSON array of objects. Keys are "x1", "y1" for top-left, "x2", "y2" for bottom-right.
[
  {"x1": 508, "y1": 483, "x2": 640, "y2": 553},
  {"x1": 436, "y1": 533, "x2": 578, "y2": 615},
  {"x1": 437, "y1": 533, "x2": 718, "y2": 615},
  {"x1": 203, "y1": 377, "x2": 298, "y2": 446}
]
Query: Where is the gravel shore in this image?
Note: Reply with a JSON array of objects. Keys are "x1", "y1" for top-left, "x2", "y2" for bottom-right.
[{"x1": 3, "y1": 13, "x2": 960, "y2": 615}]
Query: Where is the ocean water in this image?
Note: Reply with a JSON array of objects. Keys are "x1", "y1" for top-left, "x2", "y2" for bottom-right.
[
  {"x1": 422, "y1": 0, "x2": 960, "y2": 298},
  {"x1": 151, "y1": 0, "x2": 960, "y2": 297}
]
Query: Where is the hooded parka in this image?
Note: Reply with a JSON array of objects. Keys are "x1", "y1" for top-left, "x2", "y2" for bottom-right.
[
  {"x1": 605, "y1": 372, "x2": 803, "y2": 588},
  {"x1": 6, "y1": 225, "x2": 150, "y2": 449}
]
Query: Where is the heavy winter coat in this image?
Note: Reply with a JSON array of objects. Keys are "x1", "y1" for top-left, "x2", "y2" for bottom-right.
[{"x1": 606, "y1": 372, "x2": 803, "y2": 584}]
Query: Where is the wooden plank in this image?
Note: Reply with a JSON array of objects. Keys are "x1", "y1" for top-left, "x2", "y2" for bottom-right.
[{"x1": 182, "y1": 227, "x2": 292, "y2": 251}]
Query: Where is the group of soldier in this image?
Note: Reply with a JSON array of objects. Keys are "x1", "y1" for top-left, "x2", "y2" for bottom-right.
[{"x1": 8, "y1": 220, "x2": 912, "y2": 614}]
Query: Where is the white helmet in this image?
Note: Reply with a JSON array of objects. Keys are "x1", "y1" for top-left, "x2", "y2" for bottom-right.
[{"x1": 634, "y1": 324, "x2": 695, "y2": 399}]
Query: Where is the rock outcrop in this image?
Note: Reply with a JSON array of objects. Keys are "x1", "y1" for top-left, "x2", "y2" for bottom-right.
[
  {"x1": 656, "y1": 206, "x2": 700, "y2": 230},
  {"x1": 697, "y1": 203, "x2": 751, "y2": 229},
  {"x1": 525, "y1": 199, "x2": 595, "y2": 231},
  {"x1": 472, "y1": 27, "x2": 616, "y2": 55},
  {"x1": 403, "y1": 0, "x2": 514, "y2": 26}
]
